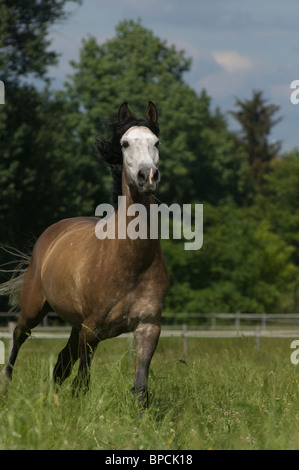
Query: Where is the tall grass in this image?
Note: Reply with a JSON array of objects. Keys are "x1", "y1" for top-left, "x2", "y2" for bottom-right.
[{"x1": 1, "y1": 335, "x2": 299, "y2": 450}]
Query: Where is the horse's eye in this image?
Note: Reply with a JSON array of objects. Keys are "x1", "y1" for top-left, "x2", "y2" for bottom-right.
[
  {"x1": 154, "y1": 141, "x2": 160, "y2": 148},
  {"x1": 122, "y1": 140, "x2": 129, "y2": 149}
]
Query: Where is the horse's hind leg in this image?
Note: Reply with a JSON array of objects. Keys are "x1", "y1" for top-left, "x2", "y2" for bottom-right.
[
  {"x1": 0, "y1": 267, "x2": 49, "y2": 392},
  {"x1": 72, "y1": 322, "x2": 99, "y2": 395},
  {"x1": 0, "y1": 323, "x2": 31, "y2": 398},
  {"x1": 1, "y1": 302, "x2": 49, "y2": 382},
  {"x1": 53, "y1": 326, "x2": 80, "y2": 386},
  {"x1": 0, "y1": 303, "x2": 49, "y2": 400},
  {"x1": 0, "y1": 324, "x2": 31, "y2": 386}
]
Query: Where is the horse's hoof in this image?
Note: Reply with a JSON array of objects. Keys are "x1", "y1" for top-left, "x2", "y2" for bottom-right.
[{"x1": 131, "y1": 386, "x2": 149, "y2": 409}]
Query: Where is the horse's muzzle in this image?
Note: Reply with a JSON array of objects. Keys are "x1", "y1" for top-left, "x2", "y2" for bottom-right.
[{"x1": 137, "y1": 165, "x2": 160, "y2": 193}]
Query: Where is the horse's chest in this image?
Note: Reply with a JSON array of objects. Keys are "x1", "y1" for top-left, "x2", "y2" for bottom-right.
[{"x1": 95, "y1": 275, "x2": 166, "y2": 338}]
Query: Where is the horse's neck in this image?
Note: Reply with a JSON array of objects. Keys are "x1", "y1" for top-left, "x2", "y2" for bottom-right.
[
  {"x1": 114, "y1": 172, "x2": 159, "y2": 262},
  {"x1": 127, "y1": 189, "x2": 154, "y2": 213},
  {"x1": 120, "y1": 169, "x2": 156, "y2": 218}
]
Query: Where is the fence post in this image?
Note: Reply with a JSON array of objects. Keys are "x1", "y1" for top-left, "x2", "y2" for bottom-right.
[
  {"x1": 255, "y1": 326, "x2": 261, "y2": 351},
  {"x1": 211, "y1": 312, "x2": 216, "y2": 330},
  {"x1": 235, "y1": 311, "x2": 240, "y2": 332},
  {"x1": 0, "y1": 340, "x2": 4, "y2": 365},
  {"x1": 182, "y1": 324, "x2": 188, "y2": 356},
  {"x1": 261, "y1": 313, "x2": 266, "y2": 331}
]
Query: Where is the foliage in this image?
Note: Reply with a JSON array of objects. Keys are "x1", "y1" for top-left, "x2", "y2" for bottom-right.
[
  {"x1": 0, "y1": 0, "x2": 81, "y2": 84},
  {"x1": 229, "y1": 90, "x2": 281, "y2": 187},
  {"x1": 256, "y1": 150, "x2": 299, "y2": 268},
  {"x1": 0, "y1": 0, "x2": 97, "y2": 253},
  {"x1": 0, "y1": 0, "x2": 82, "y2": 308},
  {"x1": 0, "y1": 86, "x2": 105, "y2": 249},
  {"x1": 163, "y1": 204, "x2": 298, "y2": 314}
]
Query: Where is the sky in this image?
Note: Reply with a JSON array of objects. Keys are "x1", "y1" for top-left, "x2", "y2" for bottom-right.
[{"x1": 47, "y1": 0, "x2": 299, "y2": 152}]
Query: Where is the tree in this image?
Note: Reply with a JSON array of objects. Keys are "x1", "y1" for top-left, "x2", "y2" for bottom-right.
[
  {"x1": 0, "y1": 1, "x2": 83, "y2": 312},
  {"x1": 257, "y1": 150, "x2": 299, "y2": 265},
  {"x1": 229, "y1": 90, "x2": 281, "y2": 187},
  {"x1": 0, "y1": 0, "x2": 81, "y2": 84},
  {"x1": 64, "y1": 19, "x2": 250, "y2": 207},
  {"x1": 0, "y1": 86, "x2": 106, "y2": 250},
  {"x1": 162, "y1": 204, "x2": 298, "y2": 314},
  {"x1": 0, "y1": 0, "x2": 92, "y2": 252}
]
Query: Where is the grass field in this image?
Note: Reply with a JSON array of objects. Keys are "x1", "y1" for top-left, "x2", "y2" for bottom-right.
[{"x1": 1, "y1": 334, "x2": 299, "y2": 450}]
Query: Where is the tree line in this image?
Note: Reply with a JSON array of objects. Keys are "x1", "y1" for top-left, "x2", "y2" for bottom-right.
[{"x1": 1, "y1": 1, "x2": 298, "y2": 314}]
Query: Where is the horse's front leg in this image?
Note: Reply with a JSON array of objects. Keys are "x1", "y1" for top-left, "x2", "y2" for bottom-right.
[{"x1": 133, "y1": 322, "x2": 161, "y2": 408}]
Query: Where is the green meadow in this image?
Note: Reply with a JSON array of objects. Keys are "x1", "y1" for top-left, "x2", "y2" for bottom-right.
[{"x1": 1, "y1": 335, "x2": 299, "y2": 450}]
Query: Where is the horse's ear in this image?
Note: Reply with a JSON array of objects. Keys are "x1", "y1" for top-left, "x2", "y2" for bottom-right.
[
  {"x1": 118, "y1": 102, "x2": 132, "y2": 122},
  {"x1": 145, "y1": 101, "x2": 158, "y2": 124}
]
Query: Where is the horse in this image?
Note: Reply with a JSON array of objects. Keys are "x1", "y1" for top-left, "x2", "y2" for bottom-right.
[{"x1": 0, "y1": 101, "x2": 169, "y2": 407}]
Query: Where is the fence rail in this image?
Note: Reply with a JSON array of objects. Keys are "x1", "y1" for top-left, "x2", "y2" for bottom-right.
[
  {"x1": 2, "y1": 311, "x2": 299, "y2": 325},
  {"x1": 1, "y1": 311, "x2": 299, "y2": 334},
  {"x1": 1, "y1": 312, "x2": 299, "y2": 354}
]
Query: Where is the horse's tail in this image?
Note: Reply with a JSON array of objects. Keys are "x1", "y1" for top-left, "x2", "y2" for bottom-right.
[{"x1": 0, "y1": 246, "x2": 31, "y2": 311}]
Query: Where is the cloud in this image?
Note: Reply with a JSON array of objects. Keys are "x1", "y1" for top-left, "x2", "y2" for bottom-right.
[
  {"x1": 188, "y1": 49, "x2": 256, "y2": 103},
  {"x1": 212, "y1": 50, "x2": 253, "y2": 74}
]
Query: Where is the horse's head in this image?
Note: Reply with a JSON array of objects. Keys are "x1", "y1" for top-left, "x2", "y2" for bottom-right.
[{"x1": 118, "y1": 102, "x2": 160, "y2": 194}]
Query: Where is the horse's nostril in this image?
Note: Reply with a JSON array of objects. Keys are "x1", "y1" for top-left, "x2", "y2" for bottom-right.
[
  {"x1": 138, "y1": 169, "x2": 146, "y2": 181},
  {"x1": 153, "y1": 169, "x2": 159, "y2": 181}
]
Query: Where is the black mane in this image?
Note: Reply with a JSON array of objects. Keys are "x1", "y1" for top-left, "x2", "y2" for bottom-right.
[{"x1": 95, "y1": 114, "x2": 159, "y2": 208}]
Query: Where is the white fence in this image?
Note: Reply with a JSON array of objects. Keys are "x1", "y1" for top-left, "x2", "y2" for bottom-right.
[
  {"x1": 162, "y1": 312, "x2": 299, "y2": 329},
  {"x1": 1, "y1": 311, "x2": 299, "y2": 339},
  {"x1": 1, "y1": 313, "x2": 299, "y2": 356}
]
